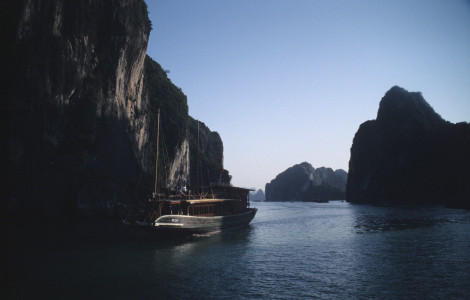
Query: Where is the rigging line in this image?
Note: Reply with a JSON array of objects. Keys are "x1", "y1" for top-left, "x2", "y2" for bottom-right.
[
  {"x1": 154, "y1": 108, "x2": 160, "y2": 195},
  {"x1": 160, "y1": 125, "x2": 171, "y2": 188},
  {"x1": 149, "y1": 107, "x2": 171, "y2": 193},
  {"x1": 148, "y1": 107, "x2": 159, "y2": 173},
  {"x1": 206, "y1": 166, "x2": 214, "y2": 195},
  {"x1": 186, "y1": 127, "x2": 191, "y2": 189},
  {"x1": 197, "y1": 120, "x2": 200, "y2": 193}
]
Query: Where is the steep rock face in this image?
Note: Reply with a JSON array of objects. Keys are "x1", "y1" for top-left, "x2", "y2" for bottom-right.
[
  {"x1": 265, "y1": 162, "x2": 347, "y2": 202},
  {"x1": 166, "y1": 138, "x2": 190, "y2": 190},
  {"x1": 8, "y1": 0, "x2": 151, "y2": 214},
  {"x1": 188, "y1": 118, "x2": 230, "y2": 191},
  {"x1": 7, "y1": 0, "x2": 227, "y2": 216},
  {"x1": 347, "y1": 86, "x2": 470, "y2": 208},
  {"x1": 143, "y1": 57, "x2": 228, "y2": 193},
  {"x1": 142, "y1": 55, "x2": 189, "y2": 193}
]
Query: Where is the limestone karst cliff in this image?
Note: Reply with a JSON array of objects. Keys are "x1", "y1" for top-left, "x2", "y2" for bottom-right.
[
  {"x1": 346, "y1": 86, "x2": 470, "y2": 209},
  {"x1": 265, "y1": 162, "x2": 347, "y2": 202},
  {"x1": 142, "y1": 56, "x2": 228, "y2": 195},
  {"x1": 249, "y1": 189, "x2": 266, "y2": 202},
  {"x1": 7, "y1": 0, "x2": 226, "y2": 216}
]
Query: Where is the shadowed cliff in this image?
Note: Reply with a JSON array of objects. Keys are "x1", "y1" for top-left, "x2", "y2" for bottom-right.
[
  {"x1": 347, "y1": 86, "x2": 470, "y2": 209},
  {"x1": 7, "y1": 0, "x2": 226, "y2": 216}
]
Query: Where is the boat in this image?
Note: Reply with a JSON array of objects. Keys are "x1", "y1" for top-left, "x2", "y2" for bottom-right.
[
  {"x1": 124, "y1": 109, "x2": 257, "y2": 235},
  {"x1": 124, "y1": 185, "x2": 257, "y2": 235}
]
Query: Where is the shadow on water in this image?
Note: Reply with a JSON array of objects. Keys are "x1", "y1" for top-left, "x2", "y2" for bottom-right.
[
  {"x1": 8, "y1": 215, "x2": 256, "y2": 299},
  {"x1": 10, "y1": 203, "x2": 470, "y2": 299},
  {"x1": 348, "y1": 203, "x2": 470, "y2": 299},
  {"x1": 352, "y1": 204, "x2": 467, "y2": 234},
  {"x1": 144, "y1": 225, "x2": 256, "y2": 299}
]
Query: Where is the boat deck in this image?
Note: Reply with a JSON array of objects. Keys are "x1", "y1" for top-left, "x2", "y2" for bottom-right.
[{"x1": 164, "y1": 198, "x2": 243, "y2": 205}]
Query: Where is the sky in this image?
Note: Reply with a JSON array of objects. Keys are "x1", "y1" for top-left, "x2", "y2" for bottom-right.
[{"x1": 145, "y1": 0, "x2": 470, "y2": 191}]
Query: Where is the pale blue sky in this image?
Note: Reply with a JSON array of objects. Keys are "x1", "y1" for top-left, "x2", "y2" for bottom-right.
[{"x1": 146, "y1": 0, "x2": 470, "y2": 191}]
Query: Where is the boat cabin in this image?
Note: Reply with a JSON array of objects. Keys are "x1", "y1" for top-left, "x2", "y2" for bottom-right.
[{"x1": 146, "y1": 185, "x2": 253, "y2": 220}]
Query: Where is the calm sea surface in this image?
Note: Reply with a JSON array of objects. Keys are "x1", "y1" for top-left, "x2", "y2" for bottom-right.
[{"x1": 8, "y1": 202, "x2": 470, "y2": 299}]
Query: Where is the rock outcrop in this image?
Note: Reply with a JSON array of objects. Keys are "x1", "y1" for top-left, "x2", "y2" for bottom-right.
[
  {"x1": 265, "y1": 163, "x2": 347, "y2": 202},
  {"x1": 188, "y1": 118, "x2": 229, "y2": 191},
  {"x1": 249, "y1": 189, "x2": 265, "y2": 202},
  {"x1": 346, "y1": 86, "x2": 470, "y2": 209},
  {"x1": 7, "y1": 0, "x2": 226, "y2": 216}
]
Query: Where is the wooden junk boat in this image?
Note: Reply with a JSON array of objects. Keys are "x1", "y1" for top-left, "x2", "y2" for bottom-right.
[
  {"x1": 124, "y1": 110, "x2": 257, "y2": 234},
  {"x1": 124, "y1": 185, "x2": 257, "y2": 235}
]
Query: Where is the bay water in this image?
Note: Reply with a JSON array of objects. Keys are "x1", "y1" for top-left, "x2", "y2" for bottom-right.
[{"x1": 8, "y1": 202, "x2": 470, "y2": 299}]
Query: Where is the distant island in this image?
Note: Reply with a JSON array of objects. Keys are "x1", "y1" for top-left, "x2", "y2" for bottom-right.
[
  {"x1": 265, "y1": 163, "x2": 347, "y2": 202},
  {"x1": 347, "y1": 86, "x2": 470, "y2": 209},
  {"x1": 249, "y1": 189, "x2": 265, "y2": 202}
]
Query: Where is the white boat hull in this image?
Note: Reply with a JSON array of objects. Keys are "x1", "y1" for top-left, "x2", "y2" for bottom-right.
[{"x1": 154, "y1": 208, "x2": 257, "y2": 234}]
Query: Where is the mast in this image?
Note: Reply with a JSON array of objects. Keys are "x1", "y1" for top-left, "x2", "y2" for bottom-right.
[
  {"x1": 154, "y1": 109, "x2": 160, "y2": 195},
  {"x1": 196, "y1": 120, "x2": 200, "y2": 193}
]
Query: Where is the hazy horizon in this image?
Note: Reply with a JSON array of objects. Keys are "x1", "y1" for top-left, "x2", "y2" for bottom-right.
[{"x1": 146, "y1": 0, "x2": 470, "y2": 190}]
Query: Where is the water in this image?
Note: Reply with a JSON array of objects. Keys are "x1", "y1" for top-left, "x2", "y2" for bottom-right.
[{"x1": 8, "y1": 202, "x2": 470, "y2": 299}]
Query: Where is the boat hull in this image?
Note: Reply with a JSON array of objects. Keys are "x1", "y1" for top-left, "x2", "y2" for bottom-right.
[{"x1": 154, "y1": 208, "x2": 257, "y2": 235}]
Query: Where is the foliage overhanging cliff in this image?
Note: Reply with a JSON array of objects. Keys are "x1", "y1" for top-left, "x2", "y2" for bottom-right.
[
  {"x1": 7, "y1": 0, "x2": 227, "y2": 216},
  {"x1": 346, "y1": 86, "x2": 470, "y2": 209}
]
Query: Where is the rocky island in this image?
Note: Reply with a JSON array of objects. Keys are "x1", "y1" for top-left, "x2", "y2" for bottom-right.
[
  {"x1": 265, "y1": 162, "x2": 347, "y2": 202},
  {"x1": 7, "y1": 0, "x2": 228, "y2": 216},
  {"x1": 347, "y1": 86, "x2": 470, "y2": 209},
  {"x1": 249, "y1": 189, "x2": 266, "y2": 202}
]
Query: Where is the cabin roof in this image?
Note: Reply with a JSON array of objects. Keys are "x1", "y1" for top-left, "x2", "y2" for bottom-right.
[
  {"x1": 161, "y1": 198, "x2": 242, "y2": 205},
  {"x1": 185, "y1": 198, "x2": 241, "y2": 204},
  {"x1": 205, "y1": 184, "x2": 255, "y2": 192}
]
